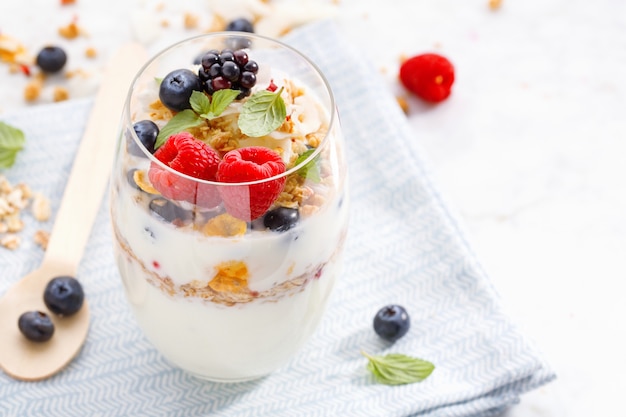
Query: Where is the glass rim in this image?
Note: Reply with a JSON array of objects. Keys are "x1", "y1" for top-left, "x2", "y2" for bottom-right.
[{"x1": 124, "y1": 31, "x2": 336, "y2": 187}]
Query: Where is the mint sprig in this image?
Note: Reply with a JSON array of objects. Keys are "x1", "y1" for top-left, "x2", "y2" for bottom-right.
[
  {"x1": 0, "y1": 121, "x2": 26, "y2": 169},
  {"x1": 238, "y1": 87, "x2": 286, "y2": 137},
  {"x1": 294, "y1": 148, "x2": 321, "y2": 183},
  {"x1": 362, "y1": 351, "x2": 435, "y2": 385},
  {"x1": 154, "y1": 85, "x2": 287, "y2": 148},
  {"x1": 155, "y1": 109, "x2": 204, "y2": 148},
  {"x1": 155, "y1": 90, "x2": 239, "y2": 148}
]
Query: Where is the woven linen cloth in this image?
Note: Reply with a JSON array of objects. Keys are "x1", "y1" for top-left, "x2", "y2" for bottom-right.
[{"x1": 0, "y1": 20, "x2": 555, "y2": 417}]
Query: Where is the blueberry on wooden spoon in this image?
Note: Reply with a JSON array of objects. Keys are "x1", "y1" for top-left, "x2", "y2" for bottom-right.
[
  {"x1": 18, "y1": 311, "x2": 55, "y2": 343},
  {"x1": 44, "y1": 276, "x2": 84, "y2": 317}
]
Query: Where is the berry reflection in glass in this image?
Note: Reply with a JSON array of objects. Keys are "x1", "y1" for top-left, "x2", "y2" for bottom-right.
[{"x1": 110, "y1": 32, "x2": 349, "y2": 382}]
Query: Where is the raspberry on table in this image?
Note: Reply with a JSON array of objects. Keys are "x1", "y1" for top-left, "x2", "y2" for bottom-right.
[
  {"x1": 216, "y1": 146, "x2": 286, "y2": 221},
  {"x1": 399, "y1": 53, "x2": 455, "y2": 103},
  {"x1": 148, "y1": 132, "x2": 222, "y2": 207}
]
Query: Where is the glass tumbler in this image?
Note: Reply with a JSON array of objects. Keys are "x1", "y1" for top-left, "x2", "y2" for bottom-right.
[{"x1": 109, "y1": 32, "x2": 349, "y2": 381}]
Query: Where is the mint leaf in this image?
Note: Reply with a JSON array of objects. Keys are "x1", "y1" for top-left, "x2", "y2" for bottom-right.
[
  {"x1": 190, "y1": 90, "x2": 211, "y2": 116},
  {"x1": 294, "y1": 149, "x2": 321, "y2": 183},
  {"x1": 238, "y1": 87, "x2": 286, "y2": 137},
  {"x1": 155, "y1": 109, "x2": 204, "y2": 148},
  {"x1": 361, "y1": 351, "x2": 435, "y2": 385},
  {"x1": 207, "y1": 89, "x2": 239, "y2": 118},
  {"x1": 0, "y1": 121, "x2": 26, "y2": 169},
  {"x1": 191, "y1": 89, "x2": 238, "y2": 121}
]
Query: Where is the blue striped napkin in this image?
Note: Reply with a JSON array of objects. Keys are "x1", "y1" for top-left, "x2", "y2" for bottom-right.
[{"x1": 0, "y1": 20, "x2": 554, "y2": 417}]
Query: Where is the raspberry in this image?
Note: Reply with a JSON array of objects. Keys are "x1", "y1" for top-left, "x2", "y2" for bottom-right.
[
  {"x1": 399, "y1": 53, "x2": 455, "y2": 103},
  {"x1": 148, "y1": 132, "x2": 221, "y2": 207},
  {"x1": 216, "y1": 147, "x2": 286, "y2": 221}
]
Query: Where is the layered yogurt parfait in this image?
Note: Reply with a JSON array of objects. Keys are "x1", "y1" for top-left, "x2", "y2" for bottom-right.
[{"x1": 109, "y1": 33, "x2": 348, "y2": 381}]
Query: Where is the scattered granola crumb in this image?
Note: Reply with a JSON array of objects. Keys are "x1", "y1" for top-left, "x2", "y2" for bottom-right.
[
  {"x1": 85, "y1": 46, "x2": 97, "y2": 58},
  {"x1": 206, "y1": 13, "x2": 226, "y2": 32},
  {"x1": 155, "y1": 2, "x2": 165, "y2": 12},
  {"x1": 184, "y1": 12, "x2": 199, "y2": 29},
  {"x1": 24, "y1": 78, "x2": 43, "y2": 101},
  {"x1": 53, "y1": 86, "x2": 70, "y2": 102},
  {"x1": 58, "y1": 21, "x2": 82, "y2": 39},
  {"x1": 160, "y1": 19, "x2": 170, "y2": 28},
  {"x1": 396, "y1": 96, "x2": 410, "y2": 115},
  {"x1": 34, "y1": 230, "x2": 50, "y2": 250},
  {"x1": 0, "y1": 178, "x2": 50, "y2": 250},
  {"x1": 32, "y1": 193, "x2": 51, "y2": 222},
  {"x1": 0, "y1": 33, "x2": 31, "y2": 65},
  {"x1": 489, "y1": 0, "x2": 503, "y2": 10},
  {"x1": 1, "y1": 234, "x2": 20, "y2": 250},
  {"x1": 6, "y1": 214, "x2": 24, "y2": 233},
  {"x1": 65, "y1": 68, "x2": 90, "y2": 79}
]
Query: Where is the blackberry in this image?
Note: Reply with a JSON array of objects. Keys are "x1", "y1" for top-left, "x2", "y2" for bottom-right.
[{"x1": 198, "y1": 49, "x2": 258, "y2": 99}]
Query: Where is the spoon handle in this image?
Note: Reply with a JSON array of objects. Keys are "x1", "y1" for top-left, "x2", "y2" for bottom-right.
[{"x1": 43, "y1": 43, "x2": 147, "y2": 273}]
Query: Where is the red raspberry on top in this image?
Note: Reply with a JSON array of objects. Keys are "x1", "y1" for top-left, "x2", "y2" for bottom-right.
[
  {"x1": 217, "y1": 146, "x2": 286, "y2": 221},
  {"x1": 399, "y1": 53, "x2": 455, "y2": 103},
  {"x1": 148, "y1": 132, "x2": 221, "y2": 207}
]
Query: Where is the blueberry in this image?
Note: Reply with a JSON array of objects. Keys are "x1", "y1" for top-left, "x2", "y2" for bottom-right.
[
  {"x1": 373, "y1": 305, "x2": 410, "y2": 342},
  {"x1": 226, "y1": 18, "x2": 254, "y2": 33},
  {"x1": 36, "y1": 46, "x2": 67, "y2": 73},
  {"x1": 18, "y1": 311, "x2": 55, "y2": 342},
  {"x1": 159, "y1": 69, "x2": 203, "y2": 112},
  {"x1": 127, "y1": 169, "x2": 142, "y2": 190},
  {"x1": 44, "y1": 276, "x2": 85, "y2": 317},
  {"x1": 149, "y1": 197, "x2": 193, "y2": 225},
  {"x1": 263, "y1": 207, "x2": 300, "y2": 232},
  {"x1": 225, "y1": 18, "x2": 254, "y2": 49},
  {"x1": 128, "y1": 120, "x2": 159, "y2": 157}
]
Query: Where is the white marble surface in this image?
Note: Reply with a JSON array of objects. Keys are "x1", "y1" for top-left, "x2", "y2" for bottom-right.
[{"x1": 1, "y1": 1, "x2": 625, "y2": 415}]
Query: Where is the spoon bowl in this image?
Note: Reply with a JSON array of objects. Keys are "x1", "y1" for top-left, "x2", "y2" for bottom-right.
[
  {"x1": 0, "y1": 264, "x2": 89, "y2": 381},
  {"x1": 0, "y1": 43, "x2": 146, "y2": 381}
]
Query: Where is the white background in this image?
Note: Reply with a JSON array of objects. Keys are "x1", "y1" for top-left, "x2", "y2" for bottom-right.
[{"x1": 1, "y1": 0, "x2": 625, "y2": 415}]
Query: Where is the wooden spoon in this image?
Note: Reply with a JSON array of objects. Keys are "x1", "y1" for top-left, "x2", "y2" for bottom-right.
[{"x1": 0, "y1": 43, "x2": 146, "y2": 381}]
